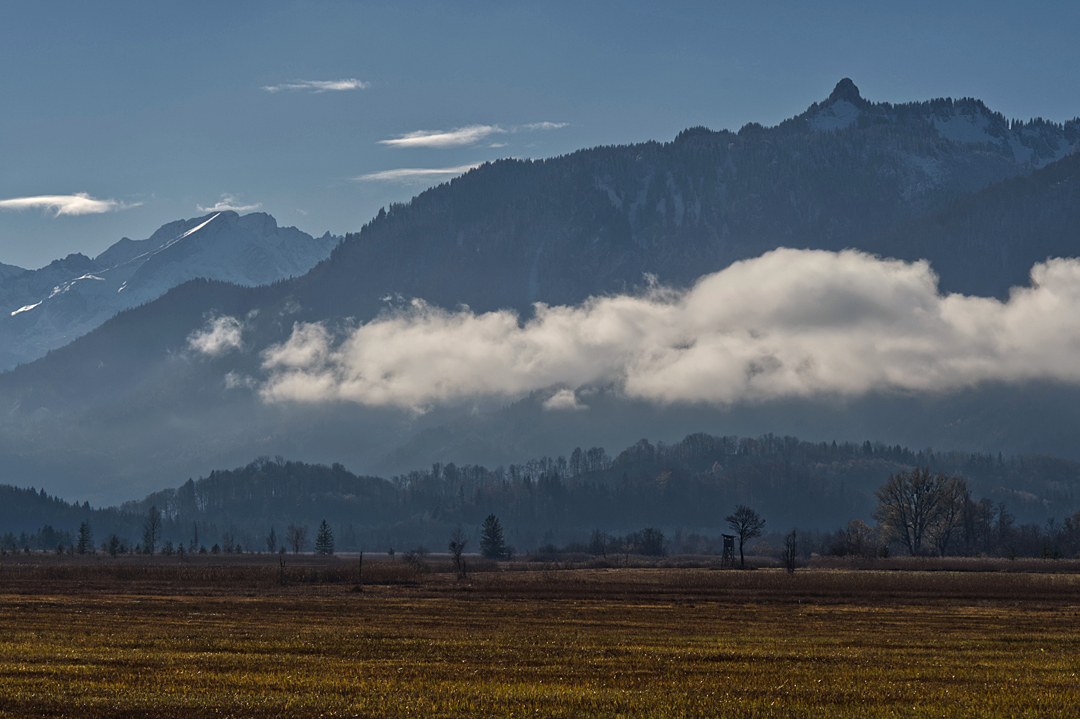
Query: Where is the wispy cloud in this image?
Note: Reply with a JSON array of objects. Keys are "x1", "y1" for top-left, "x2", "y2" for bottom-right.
[
  {"x1": 251, "y1": 249, "x2": 1080, "y2": 412},
  {"x1": 353, "y1": 164, "x2": 481, "y2": 184},
  {"x1": 379, "y1": 125, "x2": 502, "y2": 148},
  {"x1": 519, "y1": 122, "x2": 568, "y2": 131},
  {"x1": 197, "y1": 194, "x2": 262, "y2": 213},
  {"x1": 262, "y1": 78, "x2": 369, "y2": 93},
  {"x1": 379, "y1": 122, "x2": 567, "y2": 149},
  {"x1": 0, "y1": 193, "x2": 139, "y2": 216}
]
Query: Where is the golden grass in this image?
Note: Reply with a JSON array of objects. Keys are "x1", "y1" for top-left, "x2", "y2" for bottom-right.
[{"x1": 0, "y1": 564, "x2": 1079, "y2": 716}]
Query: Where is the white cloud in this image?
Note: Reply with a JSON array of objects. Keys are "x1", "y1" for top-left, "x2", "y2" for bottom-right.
[
  {"x1": 519, "y1": 122, "x2": 569, "y2": 132},
  {"x1": 352, "y1": 164, "x2": 481, "y2": 184},
  {"x1": 0, "y1": 193, "x2": 139, "y2": 216},
  {"x1": 197, "y1": 194, "x2": 262, "y2": 213},
  {"x1": 262, "y1": 78, "x2": 369, "y2": 93},
  {"x1": 379, "y1": 125, "x2": 503, "y2": 148},
  {"x1": 254, "y1": 249, "x2": 1080, "y2": 411},
  {"x1": 188, "y1": 316, "x2": 244, "y2": 357},
  {"x1": 378, "y1": 121, "x2": 566, "y2": 148},
  {"x1": 543, "y1": 388, "x2": 588, "y2": 412}
]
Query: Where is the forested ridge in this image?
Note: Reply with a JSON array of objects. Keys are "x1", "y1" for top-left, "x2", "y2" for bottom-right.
[{"x1": 4, "y1": 432, "x2": 1079, "y2": 558}]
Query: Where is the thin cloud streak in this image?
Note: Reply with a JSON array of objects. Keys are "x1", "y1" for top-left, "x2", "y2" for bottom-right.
[
  {"x1": 379, "y1": 125, "x2": 502, "y2": 148},
  {"x1": 378, "y1": 122, "x2": 567, "y2": 148},
  {"x1": 353, "y1": 164, "x2": 481, "y2": 184},
  {"x1": 240, "y1": 249, "x2": 1080, "y2": 412},
  {"x1": 262, "y1": 79, "x2": 369, "y2": 93},
  {"x1": 197, "y1": 194, "x2": 262, "y2": 213},
  {"x1": 520, "y1": 122, "x2": 569, "y2": 131},
  {"x1": 0, "y1": 193, "x2": 139, "y2": 216}
]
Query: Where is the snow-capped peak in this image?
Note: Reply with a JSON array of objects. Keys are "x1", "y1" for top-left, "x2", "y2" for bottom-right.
[{"x1": 0, "y1": 211, "x2": 339, "y2": 369}]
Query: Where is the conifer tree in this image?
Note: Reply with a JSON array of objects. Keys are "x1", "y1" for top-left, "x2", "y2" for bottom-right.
[
  {"x1": 76, "y1": 521, "x2": 93, "y2": 555},
  {"x1": 480, "y1": 514, "x2": 506, "y2": 560},
  {"x1": 315, "y1": 520, "x2": 334, "y2": 555}
]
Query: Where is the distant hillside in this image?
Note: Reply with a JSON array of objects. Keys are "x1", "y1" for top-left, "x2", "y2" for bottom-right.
[{"x1": 6, "y1": 432, "x2": 1080, "y2": 556}]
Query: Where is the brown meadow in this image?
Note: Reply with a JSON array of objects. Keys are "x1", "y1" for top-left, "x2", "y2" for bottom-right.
[{"x1": 1, "y1": 555, "x2": 1079, "y2": 717}]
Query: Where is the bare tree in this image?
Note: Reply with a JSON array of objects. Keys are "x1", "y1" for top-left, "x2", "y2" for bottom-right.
[
  {"x1": 782, "y1": 529, "x2": 797, "y2": 574},
  {"x1": 448, "y1": 525, "x2": 468, "y2": 579},
  {"x1": 932, "y1": 477, "x2": 968, "y2": 556},
  {"x1": 143, "y1": 506, "x2": 162, "y2": 555},
  {"x1": 725, "y1": 505, "x2": 765, "y2": 569},
  {"x1": 874, "y1": 468, "x2": 964, "y2": 556},
  {"x1": 286, "y1": 524, "x2": 308, "y2": 554}
]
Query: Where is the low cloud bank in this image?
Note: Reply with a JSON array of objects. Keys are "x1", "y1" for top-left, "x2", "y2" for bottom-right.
[{"x1": 200, "y1": 249, "x2": 1080, "y2": 411}]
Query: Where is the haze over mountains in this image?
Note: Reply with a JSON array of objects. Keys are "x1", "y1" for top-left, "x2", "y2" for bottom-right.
[{"x1": 1, "y1": 79, "x2": 1079, "y2": 506}]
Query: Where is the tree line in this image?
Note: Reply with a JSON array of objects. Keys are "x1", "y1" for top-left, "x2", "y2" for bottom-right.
[{"x1": 3, "y1": 433, "x2": 1080, "y2": 558}]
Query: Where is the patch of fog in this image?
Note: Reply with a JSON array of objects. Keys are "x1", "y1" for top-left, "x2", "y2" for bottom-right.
[{"x1": 187, "y1": 315, "x2": 244, "y2": 357}]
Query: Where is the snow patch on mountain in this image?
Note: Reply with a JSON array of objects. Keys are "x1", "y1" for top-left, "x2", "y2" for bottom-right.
[
  {"x1": 933, "y1": 109, "x2": 996, "y2": 145},
  {"x1": 807, "y1": 99, "x2": 861, "y2": 131},
  {"x1": 0, "y1": 211, "x2": 338, "y2": 369},
  {"x1": 10, "y1": 301, "x2": 41, "y2": 317}
]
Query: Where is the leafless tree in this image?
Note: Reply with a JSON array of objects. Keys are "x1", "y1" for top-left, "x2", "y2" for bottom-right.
[
  {"x1": 725, "y1": 505, "x2": 765, "y2": 569},
  {"x1": 932, "y1": 477, "x2": 969, "y2": 556},
  {"x1": 286, "y1": 523, "x2": 308, "y2": 554},
  {"x1": 142, "y1": 506, "x2": 162, "y2": 555},
  {"x1": 874, "y1": 468, "x2": 965, "y2": 556},
  {"x1": 782, "y1": 530, "x2": 797, "y2": 574},
  {"x1": 448, "y1": 525, "x2": 468, "y2": 579}
]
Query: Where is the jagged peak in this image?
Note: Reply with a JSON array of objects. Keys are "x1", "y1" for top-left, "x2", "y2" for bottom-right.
[{"x1": 827, "y1": 78, "x2": 863, "y2": 105}]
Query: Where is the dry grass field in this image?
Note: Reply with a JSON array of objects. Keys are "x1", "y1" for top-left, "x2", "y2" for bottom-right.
[{"x1": 1, "y1": 555, "x2": 1079, "y2": 717}]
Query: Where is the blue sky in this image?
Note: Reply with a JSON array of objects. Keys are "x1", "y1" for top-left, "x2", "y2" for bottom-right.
[{"x1": 2, "y1": 0, "x2": 1078, "y2": 269}]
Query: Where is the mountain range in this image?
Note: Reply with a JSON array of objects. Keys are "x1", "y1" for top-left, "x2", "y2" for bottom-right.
[
  {"x1": 1, "y1": 79, "x2": 1079, "y2": 506},
  {"x1": 0, "y1": 211, "x2": 338, "y2": 370}
]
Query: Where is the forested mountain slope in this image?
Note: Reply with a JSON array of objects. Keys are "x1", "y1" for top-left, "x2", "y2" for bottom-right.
[{"x1": 867, "y1": 150, "x2": 1080, "y2": 297}]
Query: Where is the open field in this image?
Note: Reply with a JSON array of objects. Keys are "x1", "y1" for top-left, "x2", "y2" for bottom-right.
[{"x1": 1, "y1": 558, "x2": 1079, "y2": 717}]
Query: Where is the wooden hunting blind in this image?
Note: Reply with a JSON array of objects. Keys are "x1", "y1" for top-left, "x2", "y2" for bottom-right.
[{"x1": 721, "y1": 534, "x2": 737, "y2": 569}]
